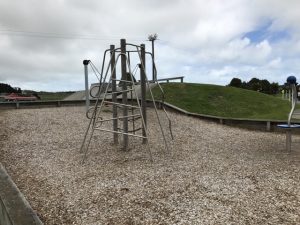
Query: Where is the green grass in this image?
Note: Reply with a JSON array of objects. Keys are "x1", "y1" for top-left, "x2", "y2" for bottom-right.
[
  {"x1": 150, "y1": 83, "x2": 291, "y2": 120},
  {"x1": 37, "y1": 91, "x2": 74, "y2": 101}
]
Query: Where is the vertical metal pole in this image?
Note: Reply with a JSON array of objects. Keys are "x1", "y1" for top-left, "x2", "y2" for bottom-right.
[
  {"x1": 110, "y1": 45, "x2": 118, "y2": 144},
  {"x1": 288, "y1": 84, "x2": 296, "y2": 126},
  {"x1": 286, "y1": 84, "x2": 297, "y2": 152},
  {"x1": 121, "y1": 39, "x2": 128, "y2": 150},
  {"x1": 141, "y1": 44, "x2": 147, "y2": 144},
  {"x1": 266, "y1": 121, "x2": 271, "y2": 132},
  {"x1": 127, "y1": 51, "x2": 131, "y2": 67},
  {"x1": 151, "y1": 40, "x2": 155, "y2": 81},
  {"x1": 83, "y1": 60, "x2": 90, "y2": 112}
]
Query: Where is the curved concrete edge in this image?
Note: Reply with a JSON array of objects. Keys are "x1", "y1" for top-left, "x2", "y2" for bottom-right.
[
  {"x1": 0, "y1": 99, "x2": 291, "y2": 132},
  {"x1": 0, "y1": 163, "x2": 43, "y2": 225}
]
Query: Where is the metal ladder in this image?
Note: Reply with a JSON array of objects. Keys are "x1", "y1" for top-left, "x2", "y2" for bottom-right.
[{"x1": 80, "y1": 53, "x2": 154, "y2": 163}]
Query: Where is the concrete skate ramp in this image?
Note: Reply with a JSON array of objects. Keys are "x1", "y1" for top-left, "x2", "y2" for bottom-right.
[
  {"x1": 63, "y1": 90, "x2": 86, "y2": 101},
  {"x1": 64, "y1": 83, "x2": 157, "y2": 101}
]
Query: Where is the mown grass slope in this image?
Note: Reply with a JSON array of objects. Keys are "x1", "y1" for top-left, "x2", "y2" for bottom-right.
[{"x1": 151, "y1": 83, "x2": 291, "y2": 120}]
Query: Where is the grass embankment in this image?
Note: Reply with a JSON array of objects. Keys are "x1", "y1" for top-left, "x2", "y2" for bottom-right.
[
  {"x1": 151, "y1": 83, "x2": 291, "y2": 120},
  {"x1": 37, "y1": 91, "x2": 74, "y2": 101}
]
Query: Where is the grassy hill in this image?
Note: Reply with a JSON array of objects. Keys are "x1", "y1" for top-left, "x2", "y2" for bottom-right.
[{"x1": 151, "y1": 83, "x2": 291, "y2": 120}]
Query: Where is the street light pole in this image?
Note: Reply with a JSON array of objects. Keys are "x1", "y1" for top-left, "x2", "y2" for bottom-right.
[
  {"x1": 148, "y1": 33, "x2": 158, "y2": 81},
  {"x1": 83, "y1": 59, "x2": 90, "y2": 112}
]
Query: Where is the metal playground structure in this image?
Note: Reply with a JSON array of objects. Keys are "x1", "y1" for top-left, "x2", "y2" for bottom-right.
[
  {"x1": 80, "y1": 39, "x2": 173, "y2": 163},
  {"x1": 277, "y1": 76, "x2": 300, "y2": 151}
]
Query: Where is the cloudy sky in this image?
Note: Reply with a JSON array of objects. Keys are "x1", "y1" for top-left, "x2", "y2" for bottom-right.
[{"x1": 1, "y1": 0, "x2": 300, "y2": 91}]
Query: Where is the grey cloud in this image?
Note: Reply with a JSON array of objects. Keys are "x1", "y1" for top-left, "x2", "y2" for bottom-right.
[{"x1": 0, "y1": 0, "x2": 300, "y2": 91}]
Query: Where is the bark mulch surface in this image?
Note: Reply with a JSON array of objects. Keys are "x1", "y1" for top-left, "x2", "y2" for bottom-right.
[{"x1": 0, "y1": 106, "x2": 299, "y2": 224}]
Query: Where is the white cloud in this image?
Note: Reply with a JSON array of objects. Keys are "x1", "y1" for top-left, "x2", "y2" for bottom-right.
[{"x1": 267, "y1": 57, "x2": 282, "y2": 69}]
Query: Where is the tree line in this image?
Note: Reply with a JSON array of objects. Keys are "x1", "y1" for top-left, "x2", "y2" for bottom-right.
[
  {"x1": 0, "y1": 83, "x2": 21, "y2": 93},
  {"x1": 228, "y1": 77, "x2": 279, "y2": 95}
]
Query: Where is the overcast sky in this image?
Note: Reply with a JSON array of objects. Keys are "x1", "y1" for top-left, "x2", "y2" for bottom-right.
[{"x1": 1, "y1": 0, "x2": 300, "y2": 91}]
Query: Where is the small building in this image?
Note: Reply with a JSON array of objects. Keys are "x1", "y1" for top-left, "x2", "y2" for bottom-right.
[{"x1": 4, "y1": 93, "x2": 38, "y2": 101}]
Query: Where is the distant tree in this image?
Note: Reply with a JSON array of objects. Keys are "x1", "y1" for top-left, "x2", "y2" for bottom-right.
[
  {"x1": 0, "y1": 83, "x2": 17, "y2": 93},
  {"x1": 247, "y1": 77, "x2": 261, "y2": 91},
  {"x1": 15, "y1": 87, "x2": 22, "y2": 93},
  {"x1": 241, "y1": 81, "x2": 248, "y2": 89},
  {"x1": 269, "y1": 82, "x2": 279, "y2": 95},
  {"x1": 260, "y1": 79, "x2": 271, "y2": 94},
  {"x1": 228, "y1": 78, "x2": 242, "y2": 88},
  {"x1": 228, "y1": 77, "x2": 279, "y2": 95}
]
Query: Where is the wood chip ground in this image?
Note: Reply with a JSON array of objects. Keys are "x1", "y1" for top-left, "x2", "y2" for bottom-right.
[{"x1": 0, "y1": 106, "x2": 299, "y2": 224}]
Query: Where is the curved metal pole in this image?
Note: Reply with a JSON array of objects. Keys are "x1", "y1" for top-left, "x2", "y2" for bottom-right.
[{"x1": 288, "y1": 84, "x2": 297, "y2": 126}]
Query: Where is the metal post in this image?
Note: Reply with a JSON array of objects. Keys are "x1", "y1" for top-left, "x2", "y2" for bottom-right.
[
  {"x1": 110, "y1": 45, "x2": 118, "y2": 144},
  {"x1": 140, "y1": 44, "x2": 147, "y2": 144},
  {"x1": 83, "y1": 60, "x2": 90, "y2": 112},
  {"x1": 266, "y1": 121, "x2": 271, "y2": 131},
  {"x1": 151, "y1": 40, "x2": 155, "y2": 81},
  {"x1": 288, "y1": 84, "x2": 297, "y2": 126},
  {"x1": 121, "y1": 39, "x2": 128, "y2": 150},
  {"x1": 286, "y1": 83, "x2": 296, "y2": 151}
]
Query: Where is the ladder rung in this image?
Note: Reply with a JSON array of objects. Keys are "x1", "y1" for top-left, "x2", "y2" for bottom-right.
[
  {"x1": 119, "y1": 115, "x2": 141, "y2": 122},
  {"x1": 118, "y1": 127, "x2": 142, "y2": 133},
  {"x1": 112, "y1": 79, "x2": 136, "y2": 83},
  {"x1": 103, "y1": 101, "x2": 140, "y2": 109},
  {"x1": 106, "y1": 89, "x2": 134, "y2": 95},
  {"x1": 97, "y1": 114, "x2": 141, "y2": 122},
  {"x1": 94, "y1": 128, "x2": 147, "y2": 139}
]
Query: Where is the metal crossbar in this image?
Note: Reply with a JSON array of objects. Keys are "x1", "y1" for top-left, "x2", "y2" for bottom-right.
[
  {"x1": 106, "y1": 88, "x2": 134, "y2": 95},
  {"x1": 94, "y1": 128, "x2": 146, "y2": 139},
  {"x1": 111, "y1": 79, "x2": 136, "y2": 83},
  {"x1": 97, "y1": 114, "x2": 141, "y2": 122},
  {"x1": 103, "y1": 100, "x2": 140, "y2": 109}
]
